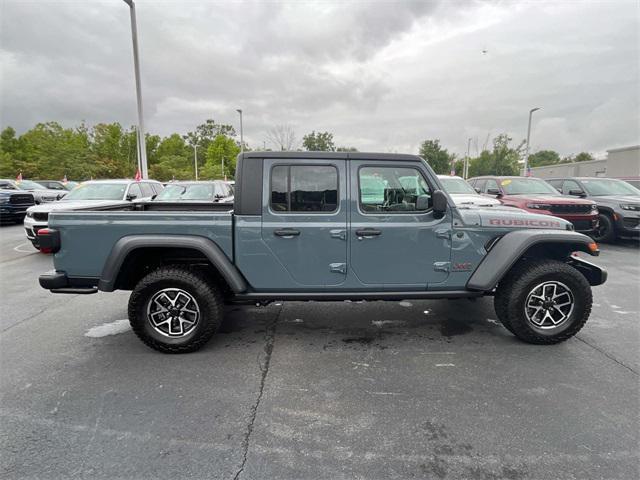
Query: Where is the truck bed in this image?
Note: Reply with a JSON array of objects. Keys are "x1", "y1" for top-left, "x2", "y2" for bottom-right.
[{"x1": 49, "y1": 207, "x2": 233, "y2": 279}]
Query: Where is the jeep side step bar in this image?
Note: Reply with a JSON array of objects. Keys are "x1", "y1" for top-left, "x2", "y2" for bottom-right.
[{"x1": 231, "y1": 290, "x2": 484, "y2": 302}]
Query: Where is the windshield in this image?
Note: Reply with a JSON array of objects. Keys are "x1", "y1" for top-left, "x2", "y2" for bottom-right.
[
  {"x1": 439, "y1": 177, "x2": 476, "y2": 194},
  {"x1": 64, "y1": 181, "x2": 78, "y2": 190},
  {"x1": 581, "y1": 179, "x2": 640, "y2": 196},
  {"x1": 156, "y1": 184, "x2": 216, "y2": 201},
  {"x1": 64, "y1": 183, "x2": 127, "y2": 200},
  {"x1": 500, "y1": 178, "x2": 559, "y2": 195},
  {"x1": 16, "y1": 180, "x2": 47, "y2": 190}
]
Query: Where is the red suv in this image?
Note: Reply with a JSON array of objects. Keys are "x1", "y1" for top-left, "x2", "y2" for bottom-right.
[{"x1": 468, "y1": 176, "x2": 599, "y2": 234}]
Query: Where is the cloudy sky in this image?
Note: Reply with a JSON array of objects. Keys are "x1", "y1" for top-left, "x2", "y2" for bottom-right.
[{"x1": 1, "y1": 0, "x2": 638, "y2": 157}]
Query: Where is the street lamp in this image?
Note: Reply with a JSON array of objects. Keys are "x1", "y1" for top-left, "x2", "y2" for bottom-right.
[
  {"x1": 194, "y1": 144, "x2": 198, "y2": 181},
  {"x1": 236, "y1": 109, "x2": 244, "y2": 153},
  {"x1": 123, "y1": 0, "x2": 148, "y2": 179},
  {"x1": 523, "y1": 107, "x2": 541, "y2": 176}
]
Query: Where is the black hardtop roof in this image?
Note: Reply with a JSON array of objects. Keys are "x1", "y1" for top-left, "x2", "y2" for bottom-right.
[{"x1": 240, "y1": 151, "x2": 423, "y2": 162}]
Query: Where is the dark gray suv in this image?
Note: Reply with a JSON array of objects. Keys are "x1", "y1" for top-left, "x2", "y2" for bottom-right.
[{"x1": 547, "y1": 177, "x2": 640, "y2": 242}]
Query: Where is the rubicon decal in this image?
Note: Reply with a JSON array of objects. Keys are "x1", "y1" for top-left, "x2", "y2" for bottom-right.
[{"x1": 489, "y1": 218, "x2": 562, "y2": 228}]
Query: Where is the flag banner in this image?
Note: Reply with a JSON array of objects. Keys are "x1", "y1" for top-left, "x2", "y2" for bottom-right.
[{"x1": 135, "y1": 169, "x2": 142, "y2": 181}]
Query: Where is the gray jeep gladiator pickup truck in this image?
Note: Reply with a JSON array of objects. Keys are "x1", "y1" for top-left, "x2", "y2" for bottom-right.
[{"x1": 39, "y1": 152, "x2": 607, "y2": 353}]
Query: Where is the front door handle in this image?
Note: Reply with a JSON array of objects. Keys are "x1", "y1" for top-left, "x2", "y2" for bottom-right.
[
  {"x1": 356, "y1": 228, "x2": 381, "y2": 239},
  {"x1": 274, "y1": 229, "x2": 300, "y2": 237}
]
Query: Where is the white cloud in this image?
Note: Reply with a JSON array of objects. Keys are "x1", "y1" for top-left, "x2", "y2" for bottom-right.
[{"x1": 1, "y1": 0, "x2": 638, "y2": 157}]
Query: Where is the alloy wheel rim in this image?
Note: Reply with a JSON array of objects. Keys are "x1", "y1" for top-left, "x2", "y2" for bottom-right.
[
  {"x1": 524, "y1": 281, "x2": 574, "y2": 330},
  {"x1": 146, "y1": 288, "x2": 200, "y2": 337}
]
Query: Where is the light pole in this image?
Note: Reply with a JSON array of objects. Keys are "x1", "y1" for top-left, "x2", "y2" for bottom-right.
[
  {"x1": 123, "y1": 0, "x2": 148, "y2": 179},
  {"x1": 464, "y1": 137, "x2": 472, "y2": 179},
  {"x1": 194, "y1": 144, "x2": 198, "y2": 181},
  {"x1": 221, "y1": 156, "x2": 226, "y2": 181},
  {"x1": 236, "y1": 109, "x2": 244, "y2": 153},
  {"x1": 523, "y1": 107, "x2": 540, "y2": 176}
]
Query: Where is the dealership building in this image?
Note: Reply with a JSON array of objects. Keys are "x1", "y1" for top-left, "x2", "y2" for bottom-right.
[{"x1": 527, "y1": 145, "x2": 640, "y2": 179}]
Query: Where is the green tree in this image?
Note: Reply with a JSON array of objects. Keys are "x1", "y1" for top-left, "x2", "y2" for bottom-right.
[
  {"x1": 0, "y1": 127, "x2": 20, "y2": 177},
  {"x1": 528, "y1": 150, "x2": 561, "y2": 167},
  {"x1": 562, "y1": 151, "x2": 595, "y2": 163},
  {"x1": 419, "y1": 139, "x2": 455, "y2": 175},
  {"x1": 336, "y1": 146, "x2": 358, "y2": 152},
  {"x1": 302, "y1": 131, "x2": 336, "y2": 151},
  {"x1": 467, "y1": 134, "x2": 523, "y2": 177},
  {"x1": 201, "y1": 134, "x2": 240, "y2": 179}
]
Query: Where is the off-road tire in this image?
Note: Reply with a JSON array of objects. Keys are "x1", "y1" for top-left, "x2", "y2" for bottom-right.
[
  {"x1": 494, "y1": 259, "x2": 592, "y2": 344},
  {"x1": 592, "y1": 213, "x2": 615, "y2": 243},
  {"x1": 128, "y1": 266, "x2": 223, "y2": 353}
]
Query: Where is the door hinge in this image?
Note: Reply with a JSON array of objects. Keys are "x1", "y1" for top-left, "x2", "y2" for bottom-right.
[
  {"x1": 330, "y1": 263, "x2": 347, "y2": 274},
  {"x1": 433, "y1": 261, "x2": 450, "y2": 272},
  {"x1": 330, "y1": 229, "x2": 347, "y2": 240}
]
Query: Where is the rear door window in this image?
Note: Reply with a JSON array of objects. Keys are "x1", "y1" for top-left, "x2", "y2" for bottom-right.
[{"x1": 270, "y1": 165, "x2": 338, "y2": 213}]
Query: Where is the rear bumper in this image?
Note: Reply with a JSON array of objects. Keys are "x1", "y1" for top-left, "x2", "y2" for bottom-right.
[{"x1": 39, "y1": 270, "x2": 98, "y2": 294}]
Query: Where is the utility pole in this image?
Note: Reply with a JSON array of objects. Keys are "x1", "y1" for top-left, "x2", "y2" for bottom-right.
[
  {"x1": 194, "y1": 144, "x2": 198, "y2": 181},
  {"x1": 464, "y1": 137, "x2": 472, "y2": 179},
  {"x1": 123, "y1": 0, "x2": 148, "y2": 179},
  {"x1": 236, "y1": 109, "x2": 244, "y2": 153},
  {"x1": 524, "y1": 107, "x2": 541, "y2": 176},
  {"x1": 221, "y1": 156, "x2": 225, "y2": 181}
]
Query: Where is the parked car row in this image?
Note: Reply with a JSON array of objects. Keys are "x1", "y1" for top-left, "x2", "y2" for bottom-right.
[
  {"x1": 21, "y1": 179, "x2": 234, "y2": 249},
  {"x1": 457, "y1": 175, "x2": 639, "y2": 243}
]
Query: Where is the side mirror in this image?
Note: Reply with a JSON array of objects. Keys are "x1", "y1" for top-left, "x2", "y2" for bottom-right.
[
  {"x1": 474, "y1": 187, "x2": 481, "y2": 194},
  {"x1": 568, "y1": 189, "x2": 585, "y2": 197},
  {"x1": 150, "y1": 194, "x2": 157, "y2": 200},
  {"x1": 487, "y1": 188, "x2": 502, "y2": 197},
  {"x1": 432, "y1": 190, "x2": 448, "y2": 218},
  {"x1": 126, "y1": 193, "x2": 137, "y2": 201},
  {"x1": 416, "y1": 195, "x2": 431, "y2": 211}
]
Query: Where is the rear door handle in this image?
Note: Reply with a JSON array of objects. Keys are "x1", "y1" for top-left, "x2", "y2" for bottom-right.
[
  {"x1": 356, "y1": 229, "x2": 381, "y2": 239},
  {"x1": 274, "y1": 229, "x2": 300, "y2": 237}
]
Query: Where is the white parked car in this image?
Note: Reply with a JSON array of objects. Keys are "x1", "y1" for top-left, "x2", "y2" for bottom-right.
[
  {"x1": 24, "y1": 179, "x2": 163, "y2": 249},
  {"x1": 437, "y1": 175, "x2": 502, "y2": 207}
]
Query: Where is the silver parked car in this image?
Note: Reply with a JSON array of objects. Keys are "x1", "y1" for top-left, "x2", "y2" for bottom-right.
[
  {"x1": 153, "y1": 181, "x2": 234, "y2": 203},
  {"x1": 24, "y1": 179, "x2": 163, "y2": 249},
  {"x1": 437, "y1": 175, "x2": 502, "y2": 207},
  {"x1": 0, "y1": 179, "x2": 64, "y2": 203}
]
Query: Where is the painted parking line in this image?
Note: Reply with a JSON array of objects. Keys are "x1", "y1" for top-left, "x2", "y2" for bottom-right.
[{"x1": 13, "y1": 242, "x2": 37, "y2": 254}]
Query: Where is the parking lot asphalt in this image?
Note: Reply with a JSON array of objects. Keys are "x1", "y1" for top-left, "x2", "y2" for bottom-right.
[{"x1": 0, "y1": 223, "x2": 638, "y2": 480}]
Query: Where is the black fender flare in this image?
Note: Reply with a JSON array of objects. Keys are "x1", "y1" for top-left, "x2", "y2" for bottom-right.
[
  {"x1": 98, "y1": 235, "x2": 248, "y2": 293},
  {"x1": 466, "y1": 229, "x2": 603, "y2": 291}
]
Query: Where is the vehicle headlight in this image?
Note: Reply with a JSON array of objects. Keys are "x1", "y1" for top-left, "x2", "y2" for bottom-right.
[
  {"x1": 591, "y1": 204, "x2": 598, "y2": 211},
  {"x1": 620, "y1": 204, "x2": 640, "y2": 211},
  {"x1": 26, "y1": 210, "x2": 34, "y2": 218},
  {"x1": 526, "y1": 203, "x2": 551, "y2": 210}
]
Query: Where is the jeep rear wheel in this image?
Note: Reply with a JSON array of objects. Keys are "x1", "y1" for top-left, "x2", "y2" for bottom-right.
[
  {"x1": 128, "y1": 266, "x2": 222, "y2": 353},
  {"x1": 494, "y1": 259, "x2": 592, "y2": 344}
]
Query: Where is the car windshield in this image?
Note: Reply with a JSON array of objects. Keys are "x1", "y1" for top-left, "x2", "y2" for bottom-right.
[
  {"x1": 156, "y1": 184, "x2": 216, "y2": 201},
  {"x1": 500, "y1": 178, "x2": 559, "y2": 195},
  {"x1": 16, "y1": 180, "x2": 47, "y2": 190},
  {"x1": 439, "y1": 177, "x2": 476, "y2": 194},
  {"x1": 64, "y1": 181, "x2": 78, "y2": 190},
  {"x1": 64, "y1": 183, "x2": 127, "y2": 200},
  {"x1": 580, "y1": 179, "x2": 640, "y2": 196}
]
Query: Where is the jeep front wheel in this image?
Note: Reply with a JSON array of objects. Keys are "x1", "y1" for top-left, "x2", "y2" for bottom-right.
[
  {"x1": 494, "y1": 260, "x2": 592, "y2": 344},
  {"x1": 128, "y1": 266, "x2": 222, "y2": 353}
]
